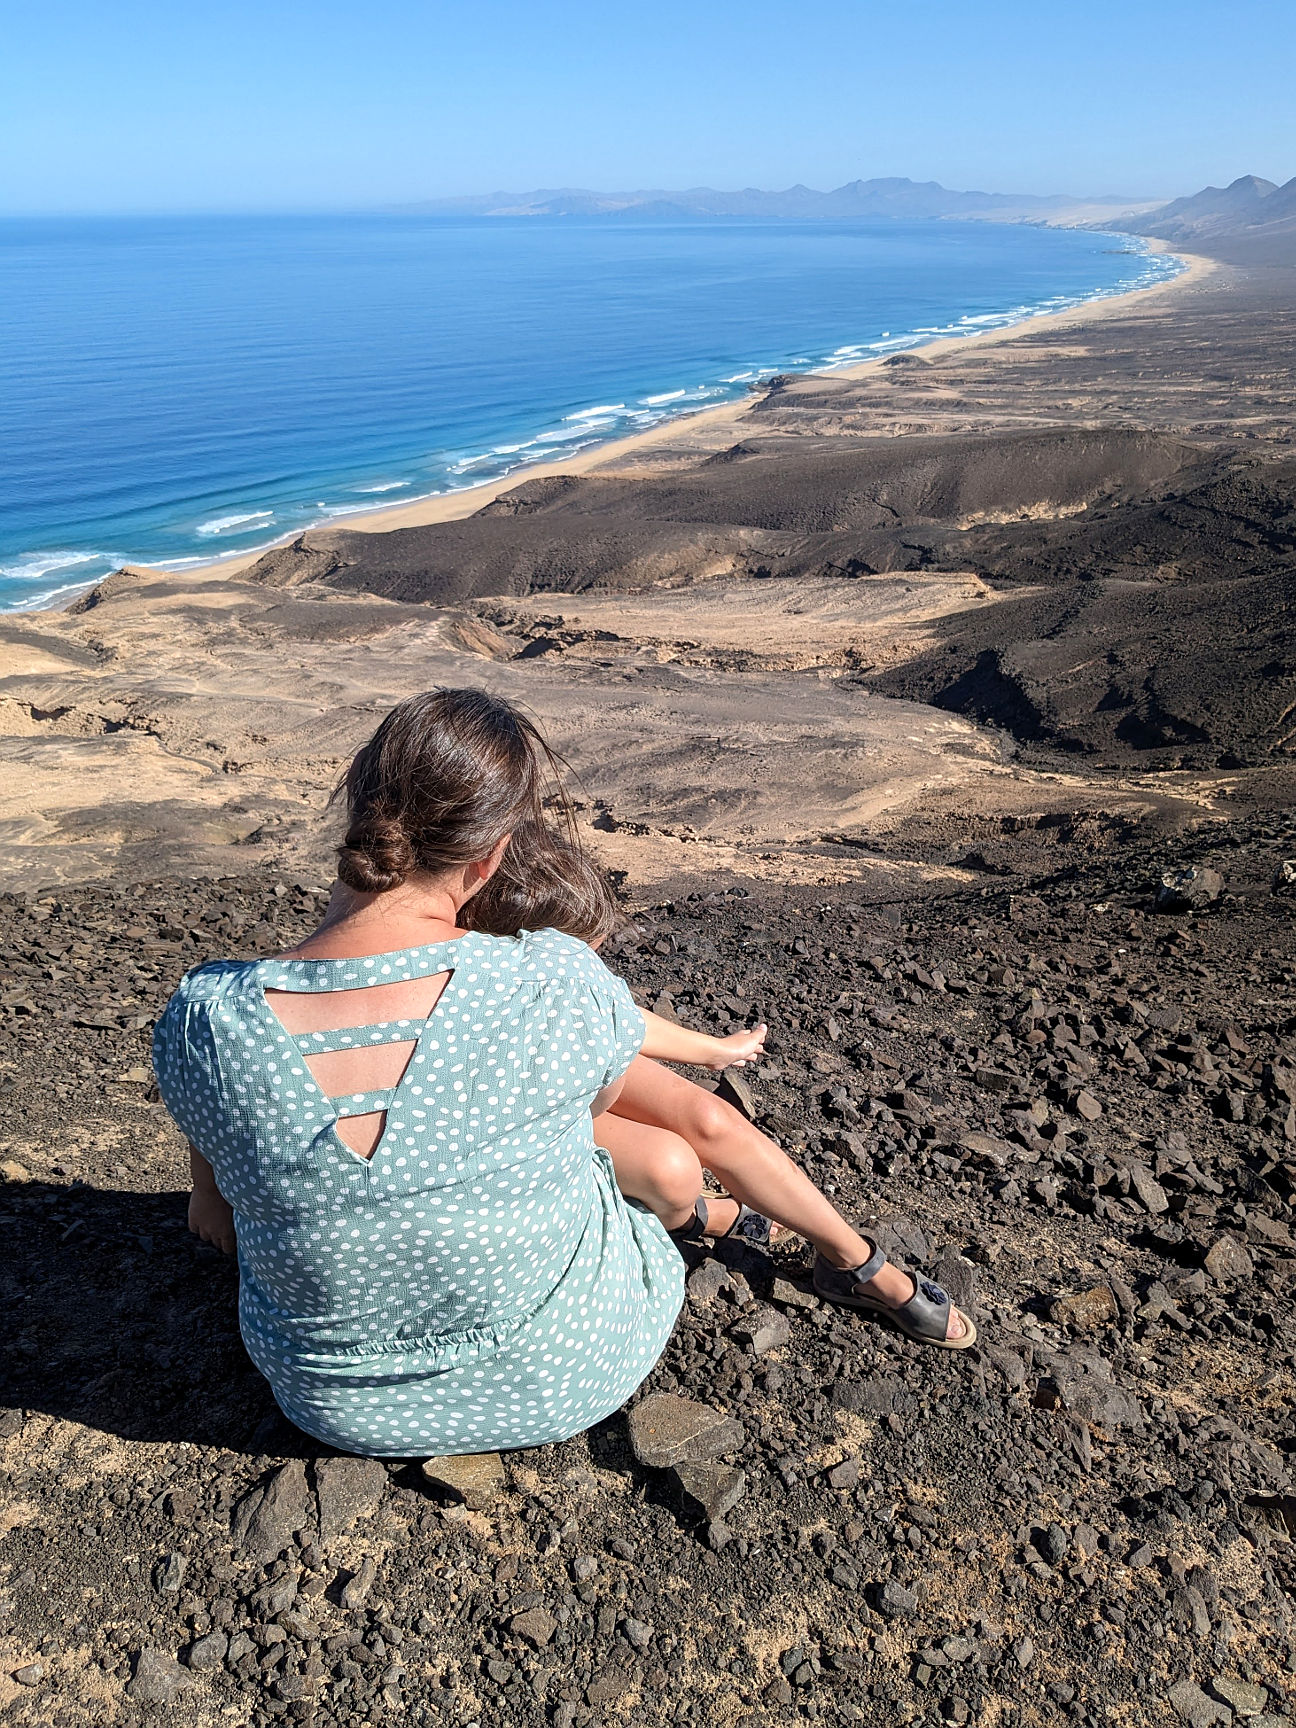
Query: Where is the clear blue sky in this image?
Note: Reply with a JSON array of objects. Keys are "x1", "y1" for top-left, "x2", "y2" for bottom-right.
[{"x1": 3, "y1": 0, "x2": 1293, "y2": 214}]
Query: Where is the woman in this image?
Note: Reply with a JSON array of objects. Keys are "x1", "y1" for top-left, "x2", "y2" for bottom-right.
[{"x1": 155, "y1": 689, "x2": 970, "y2": 1462}]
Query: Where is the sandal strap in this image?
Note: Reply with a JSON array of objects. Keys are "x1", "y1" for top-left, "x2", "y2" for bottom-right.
[
  {"x1": 847, "y1": 1240, "x2": 888, "y2": 1285},
  {"x1": 669, "y1": 1194, "x2": 709, "y2": 1242}
]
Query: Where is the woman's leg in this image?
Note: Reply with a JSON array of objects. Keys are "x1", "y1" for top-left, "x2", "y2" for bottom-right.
[
  {"x1": 593, "y1": 1108, "x2": 703, "y2": 1234},
  {"x1": 610, "y1": 1057, "x2": 965, "y2": 1337}
]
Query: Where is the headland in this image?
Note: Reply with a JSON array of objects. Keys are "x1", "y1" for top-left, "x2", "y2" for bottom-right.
[{"x1": 1, "y1": 218, "x2": 1294, "y2": 1727}]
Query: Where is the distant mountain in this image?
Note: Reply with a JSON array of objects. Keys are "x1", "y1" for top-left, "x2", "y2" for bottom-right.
[
  {"x1": 1123, "y1": 173, "x2": 1296, "y2": 261},
  {"x1": 401, "y1": 177, "x2": 1128, "y2": 222}
]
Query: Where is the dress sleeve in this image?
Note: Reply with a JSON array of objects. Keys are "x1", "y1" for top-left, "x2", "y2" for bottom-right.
[
  {"x1": 525, "y1": 930, "x2": 646, "y2": 1096},
  {"x1": 594, "y1": 967, "x2": 647, "y2": 1090},
  {"x1": 151, "y1": 984, "x2": 222, "y2": 1156}
]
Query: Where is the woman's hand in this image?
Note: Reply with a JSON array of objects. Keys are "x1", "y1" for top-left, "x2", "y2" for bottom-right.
[
  {"x1": 704, "y1": 1024, "x2": 767, "y2": 1070},
  {"x1": 188, "y1": 1186, "x2": 237, "y2": 1254}
]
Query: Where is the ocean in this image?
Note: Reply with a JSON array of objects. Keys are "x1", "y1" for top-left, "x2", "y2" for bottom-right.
[{"x1": 0, "y1": 214, "x2": 1179, "y2": 611}]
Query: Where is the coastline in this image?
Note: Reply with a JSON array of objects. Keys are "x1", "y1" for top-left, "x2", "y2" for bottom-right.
[{"x1": 19, "y1": 235, "x2": 1208, "y2": 605}]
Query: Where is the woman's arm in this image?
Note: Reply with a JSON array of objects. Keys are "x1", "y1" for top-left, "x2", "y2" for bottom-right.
[
  {"x1": 638, "y1": 1007, "x2": 766, "y2": 1072},
  {"x1": 188, "y1": 1145, "x2": 237, "y2": 1256}
]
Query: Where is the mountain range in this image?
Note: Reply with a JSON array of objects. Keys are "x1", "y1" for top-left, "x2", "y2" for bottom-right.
[
  {"x1": 1123, "y1": 173, "x2": 1296, "y2": 245},
  {"x1": 403, "y1": 177, "x2": 1134, "y2": 222},
  {"x1": 401, "y1": 171, "x2": 1296, "y2": 264}
]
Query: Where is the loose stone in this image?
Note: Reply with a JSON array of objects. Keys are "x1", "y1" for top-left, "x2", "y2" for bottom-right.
[
  {"x1": 626, "y1": 1394, "x2": 745, "y2": 1468},
  {"x1": 421, "y1": 1451, "x2": 506, "y2": 1510}
]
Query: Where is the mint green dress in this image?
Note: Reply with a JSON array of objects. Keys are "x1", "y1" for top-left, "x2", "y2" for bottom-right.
[{"x1": 153, "y1": 927, "x2": 683, "y2": 1457}]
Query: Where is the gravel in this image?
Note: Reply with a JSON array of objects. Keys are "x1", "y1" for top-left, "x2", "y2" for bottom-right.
[{"x1": 1, "y1": 815, "x2": 1294, "y2": 1723}]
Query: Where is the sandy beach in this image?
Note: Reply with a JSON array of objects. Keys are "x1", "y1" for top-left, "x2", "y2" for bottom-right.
[{"x1": 167, "y1": 239, "x2": 1211, "y2": 586}]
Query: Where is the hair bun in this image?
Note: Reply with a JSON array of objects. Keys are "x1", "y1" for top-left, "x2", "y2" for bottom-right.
[
  {"x1": 332, "y1": 689, "x2": 572, "y2": 896},
  {"x1": 337, "y1": 811, "x2": 416, "y2": 894}
]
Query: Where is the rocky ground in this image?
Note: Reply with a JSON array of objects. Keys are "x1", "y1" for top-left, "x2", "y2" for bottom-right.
[{"x1": 2, "y1": 805, "x2": 1295, "y2": 1728}]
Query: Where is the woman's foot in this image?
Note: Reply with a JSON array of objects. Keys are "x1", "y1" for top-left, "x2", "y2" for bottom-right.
[
  {"x1": 813, "y1": 1247, "x2": 975, "y2": 1348},
  {"x1": 701, "y1": 1195, "x2": 792, "y2": 1246}
]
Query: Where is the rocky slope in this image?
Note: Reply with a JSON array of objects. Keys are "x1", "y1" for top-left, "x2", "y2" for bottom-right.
[{"x1": 1, "y1": 807, "x2": 1294, "y2": 1727}]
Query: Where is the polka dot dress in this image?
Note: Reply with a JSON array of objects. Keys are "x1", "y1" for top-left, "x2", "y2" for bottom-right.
[{"x1": 153, "y1": 928, "x2": 684, "y2": 1457}]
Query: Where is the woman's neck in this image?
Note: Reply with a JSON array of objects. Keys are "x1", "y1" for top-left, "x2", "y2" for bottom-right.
[{"x1": 282, "y1": 876, "x2": 467, "y2": 960}]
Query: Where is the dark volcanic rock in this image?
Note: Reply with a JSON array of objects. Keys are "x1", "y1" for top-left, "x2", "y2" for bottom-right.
[
  {"x1": 5, "y1": 800, "x2": 1296, "y2": 1725},
  {"x1": 421, "y1": 1451, "x2": 505, "y2": 1509},
  {"x1": 672, "y1": 1461, "x2": 747, "y2": 1522},
  {"x1": 230, "y1": 1459, "x2": 310, "y2": 1562},
  {"x1": 126, "y1": 1648, "x2": 197, "y2": 1704},
  {"x1": 1158, "y1": 866, "x2": 1225, "y2": 912},
  {"x1": 314, "y1": 1454, "x2": 388, "y2": 1543},
  {"x1": 627, "y1": 1394, "x2": 745, "y2": 1468},
  {"x1": 728, "y1": 1305, "x2": 791, "y2": 1355}
]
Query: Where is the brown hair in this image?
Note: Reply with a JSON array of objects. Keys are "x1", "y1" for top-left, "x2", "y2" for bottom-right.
[
  {"x1": 464, "y1": 819, "x2": 626, "y2": 945},
  {"x1": 334, "y1": 688, "x2": 573, "y2": 895}
]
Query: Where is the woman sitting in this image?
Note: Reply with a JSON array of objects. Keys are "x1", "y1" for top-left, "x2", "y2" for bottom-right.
[{"x1": 154, "y1": 688, "x2": 971, "y2": 1461}]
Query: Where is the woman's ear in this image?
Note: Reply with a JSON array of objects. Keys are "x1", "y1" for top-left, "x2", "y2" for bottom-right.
[
  {"x1": 483, "y1": 832, "x2": 512, "y2": 881},
  {"x1": 459, "y1": 833, "x2": 512, "y2": 903}
]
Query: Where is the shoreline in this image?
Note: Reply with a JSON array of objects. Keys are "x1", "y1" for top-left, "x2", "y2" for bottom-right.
[{"x1": 20, "y1": 234, "x2": 1209, "y2": 607}]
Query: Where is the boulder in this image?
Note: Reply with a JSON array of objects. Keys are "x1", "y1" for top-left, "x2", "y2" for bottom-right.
[
  {"x1": 230, "y1": 1460, "x2": 311, "y2": 1563},
  {"x1": 185, "y1": 1632, "x2": 228, "y2": 1671},
  {"x1": 1168, "y1": 1678, "x2": 1233, "y2": 1727},
  {"x1": 1051, "y1": 1286, "x2": 1118, "y2": 1329},
  {"x1": 126, "y1": 1648, "x2": 198, "y2": 1704},
  {"x1": 510, "y1": 1607, "x2": 558, "y2": 1649},
  {"x1": 874, "y1": 1580, "x2": 918, "y2": 1619},
  {"x1": 1157, "y1": 866, "x2": 1223, "y2": 912},
  {"x1": 672, "y1": 1461, "x2": 747, "y2": 1522},
  {"x1": 686, "y1": 1259, "x2": 732, "y2": 1304},
  {"x1": 728, "y1": 1305, "x2": 791, "y2": 1355},
  {"x1": 1204, "y1": 1236, "x2": 1254, "y2": 1284}
]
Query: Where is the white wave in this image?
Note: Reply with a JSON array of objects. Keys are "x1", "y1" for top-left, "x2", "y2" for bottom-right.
[
  {"x1": 0, "y1": 548, "x2": 103, "y2": 583},
  {"x1": 195, "y1": 509, "x2": 274, "y2": 536},
  {"x1": 640, "y1": 389, "x2": 686, "y2": 406},
  {"x1": 492, "y1": 443, "x2": 526, "y2": 454},
  {"x1": 564, "y1": 403, "x2": 626, "y2": 421},
  {"x1": 353, "y1": 481, "x2": 409, "y2": 494}
]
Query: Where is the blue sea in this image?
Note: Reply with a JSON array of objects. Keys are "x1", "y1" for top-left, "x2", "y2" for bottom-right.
[{"x1": 0, "y1": 214, "x2": 1179, "y2": 611}]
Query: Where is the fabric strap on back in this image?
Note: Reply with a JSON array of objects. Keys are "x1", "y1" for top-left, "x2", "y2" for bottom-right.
[
  {"x1": 331, "y1": 1087, "x2": 396, "y2": 1118},
  {"x1": 296, "y1": 1020, "x2": 422, "y2": 1055}
]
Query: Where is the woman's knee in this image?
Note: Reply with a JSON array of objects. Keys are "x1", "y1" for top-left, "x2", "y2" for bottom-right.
[
  {"x1": 683, "y1": 1090, "x2": 745, "y2": 1153},
  {"x1": 637, "y1": 1133, "x2": 703, "y2": 1211}
]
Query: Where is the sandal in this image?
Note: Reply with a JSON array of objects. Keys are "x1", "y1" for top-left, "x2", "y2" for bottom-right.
[
  {"x1": 668, "y1": 1194, "x2": 781, "y2": 1247},
  {"x1": 722, "y1": 1200, "x2": 780, "y2": 1248},
  {"x1": 813, "y1": 1245, "x2": 977, "y2": 1350}
]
